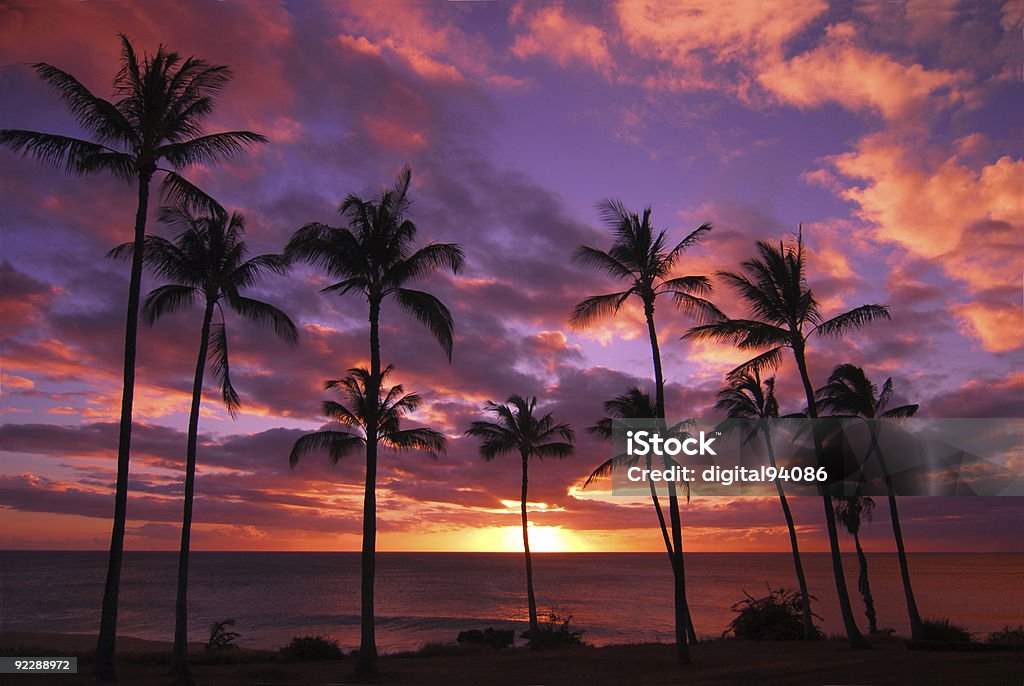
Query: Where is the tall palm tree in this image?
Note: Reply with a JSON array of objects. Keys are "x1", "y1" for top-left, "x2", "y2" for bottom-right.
[
  {"x1": 583, "y1": 388, "x2": 698, "y2": 642},
  {"x1": 571, "y1": 199, "x2": 719, "y2": 663},
  {"x1": 715, "y1": 371, "x2": 816, "y2": 639},
  {"x1": 465, "y1": 396, "x2": 575, "y2": 634},
  {"x1": 0, "y1": 35, "x2": 266, "y2": 680},
  {"x1": 113, "y1": 205, "x2": 297, "y2": 684},
  {"x1": 285, "y1": 167, "x2": 462, "y2": 674},
  {"x1": 289, "y1": 365, "x2": 446, "y2": 469},
  {"x1": 834, "y1": 495, "x2": 878, "y2": 634},
  {"x1": 585, "y1": 388, "x2": 672, "y2": 553},
  {"x1": 816, "y1": 363, "x2": 922, "y2": 638},
  {"x1": 684, "y1": 230, "x2": 889, "y2": 648}
]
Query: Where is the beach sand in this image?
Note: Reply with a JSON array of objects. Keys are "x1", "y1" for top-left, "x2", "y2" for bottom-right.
[{"x1": 2, "y1": 632, "x2": 1021, "y2": 685}]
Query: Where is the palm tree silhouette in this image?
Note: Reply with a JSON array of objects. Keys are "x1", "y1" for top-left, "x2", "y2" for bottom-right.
[
  {"x1": 715, "y1": 371, "x2": 817, "y2": 639},
  {"x1": 583, "y1": 388, "x2": 699, "y2": 642},
  {"x1": 833, "y1": 495, "x2": 878, "y2": 634},
  {"x1": 285, "y1": 167, "x2": 462, "y2": 674},
  {"x1": 0, "y1": 36, "x2": 266, "y2": 679},
  {"x1": 684, "y1": 230, "x2": 889, "y2": 648},
  {"x1": 113, "y1": 205, "x2": 297, "y2": 684},
  {"x1": 571, "y1": 200, "x2": 719, "y2": 662},
  {"x1": 816, "y1": 363, "x2": 922, "y2": 638},
  {"x1": 289, "y1": 365, "x2": 446, "y2": 468},
  {"x1": 465, "y1": 396, "x2": 574, "y2": 634}
]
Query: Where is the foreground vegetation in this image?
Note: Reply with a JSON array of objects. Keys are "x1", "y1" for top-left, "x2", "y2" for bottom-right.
[{"x1": 2, "y1": 632, "x2": 1020, "y2": 686}]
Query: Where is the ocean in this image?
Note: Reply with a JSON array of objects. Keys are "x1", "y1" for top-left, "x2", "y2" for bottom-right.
[{"x1": 1, "y1": 552, "x2": 1020, "y2": 652}]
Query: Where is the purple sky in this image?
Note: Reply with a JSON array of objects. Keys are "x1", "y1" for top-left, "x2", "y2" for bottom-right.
[{"x1": 1, "y1": 1, "x2": 1021, "y2": 552}]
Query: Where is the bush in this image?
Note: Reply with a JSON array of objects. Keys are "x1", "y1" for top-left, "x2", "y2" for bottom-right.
[
  {"x1": 724, "y1": 586, "x2": 822, "y2": 641},
  {"x1": 525, "y1": 608, "x2": 584, "y2": 650},
  {"x1": 279, "y1": 635, "x2": 345, "y2": 661},
  {"x1": 986, "y1": 625, "x2": 1024, "y2": 646},
  {"x1": 919, "y1": 618, "x2": 973, "y2": 643},
  {"x1": 457, "y1": 627, "x2": 515, "y2": 649},
  {"x1": 206, "y1": 619, "x2": 241, "y2": 651}
]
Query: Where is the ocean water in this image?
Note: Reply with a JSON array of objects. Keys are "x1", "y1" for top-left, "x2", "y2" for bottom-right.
[{"x1": 0, "y1": 552, "x2": 1020, "y2": 652}]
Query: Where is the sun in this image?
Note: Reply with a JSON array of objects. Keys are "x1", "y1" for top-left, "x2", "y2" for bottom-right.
[{"x1": 502, "y1": 524, "x2": 570, "y2": 553}]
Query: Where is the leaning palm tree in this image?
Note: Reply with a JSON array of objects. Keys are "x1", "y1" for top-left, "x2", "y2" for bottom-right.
[
  {"x1": 834, "y1": 495, "x2": 878, "y2": 634},
  {"x1": 585, "y1": 388, "x2": 671, "y2": 552},
  {"x1": 571, "y1": 200, "x2": 719, "y2": 662},
  {"x1": 583, "y1": 388, "x2": 698, "y2": 642},
  {"x1": 285, "y1": 167, "x2": 462, "y2": 674},
  {"x1": 113, "y1": 205, "x2": 297, "y2": 684},
  {"x1": 465, "y1": 396, "x2": 574, "y2": 634},
  {"x1": 684, "y1": 230, "x2": 889, "y2": 648},
  {"x1": 0, "y1": 35, "x2": 266, "y2": 679},
  {"x1": 715, "y1": 371, "x2": 816, "y2": 639},
  {"x1": 816, "y1": 363, "x2": 922, "y2": 638}
]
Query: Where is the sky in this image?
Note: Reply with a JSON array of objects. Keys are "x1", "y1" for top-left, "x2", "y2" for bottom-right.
[{"x1": 1, "y1": 0, "x2": 1022, "y2": 553}]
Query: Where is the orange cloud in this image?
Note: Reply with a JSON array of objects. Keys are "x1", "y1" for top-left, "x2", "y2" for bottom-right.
[
  {"x1": 757, "y1": 22, "x2": 971, "y2": 121},
  {"x1": 614, "y1": 0, "x2": 826, "y2": 91},
  {"x1": 510, "y1": 5, "x2": 614, "y2": 75}
]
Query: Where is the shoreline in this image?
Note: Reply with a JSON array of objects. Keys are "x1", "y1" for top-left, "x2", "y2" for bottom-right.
[{"x1": 3, "y1": 632, "x2": 1021, "y2": 685}]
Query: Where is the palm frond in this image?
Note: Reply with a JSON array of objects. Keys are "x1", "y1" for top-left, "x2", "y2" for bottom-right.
[
  {"x1": 141, "y1": 284, "x2": 199, "y2": 324},
  {"x1": 159, "y1": 171, "x2": 223, "y2": 217},
  {"x1": 394, "y1": 288, "x2": 455, "y2": 360},
  {"x1": 289, "y1": 430, "x2": 363, "y2": 467},
  {"x1": 813, "y1": 305, "x2": 891, "y2": 338},
  {"x1": 157, "y1": 131, "x2": 267, "y2": 167},
  {"x1": 385, "y1": 427, "x2": 446, "y2": 457},
  {"x1": 569, "y1": 290, "x2": 632, "y2": 329},
  {"x1": 209, "y1": 321, "x2": 240, "y2": 417},
  {"x1": 227, "y1": 295, "x2": 299, "y2": 344}
]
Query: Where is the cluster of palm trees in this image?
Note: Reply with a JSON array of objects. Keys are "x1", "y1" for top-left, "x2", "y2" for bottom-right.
[
  {"x1": 573, "y1": 218, "x2": 925, "y2": 658},
  {"x1": 2, "y1": 36, "x2": 927, "y2": 684}
]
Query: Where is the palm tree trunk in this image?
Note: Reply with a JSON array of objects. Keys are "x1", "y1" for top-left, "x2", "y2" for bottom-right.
[
  {"x1": 521, "y1": 452, "x2": 539, "y2": 635},
  {"x1": 644, "y1": 302, "x2": 693, "y2": 662},
  {"x1": 868, "y1": 424, "x2": 922, "y2": 638},
  {"x1": 853, "y1": 532, "x2": 877, "y2": 634},
  {"x1": 355, "y1": 298, "x2": 381, "y2": 676},
  {"x1": 793, "y1": 345, "x2": 868, "y2": 649},
  {"x1": 170, "y1": 299, "x2": 215, "y2": 685},
  {"x1": 96, "y1": 171, "x2": 151, "y2": 682},
  {"x1": 763, "y1": 425, "x2": 816, "y2": 639}
]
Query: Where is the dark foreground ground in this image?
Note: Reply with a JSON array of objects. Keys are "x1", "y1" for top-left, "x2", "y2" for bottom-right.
[{"x1": 1, "y1": 632, "x2": 1021, "y2": 685}]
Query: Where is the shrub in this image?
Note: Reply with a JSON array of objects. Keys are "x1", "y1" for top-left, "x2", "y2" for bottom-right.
[
  {"x1": 986, "y1": 625, "x2": 1024, "y2": 646},
  {"x1": 919, "y1": 618, "x2": 973, "y2": 643},
  {"x1": 724, "y1": 586, "x2": 822, "y2": 641},
  {"x1": 526, "y1": 608, "x2": 584, "y2": 650},
  {"x1": 279, "y1": 635, "x2": 345, "y2": 661},
  {"x1": 206, "y1": 619, "x2": 241, "y2": 651},
  {"x1": 457, "y1": 627, "x2": 515, "y2": 649}
]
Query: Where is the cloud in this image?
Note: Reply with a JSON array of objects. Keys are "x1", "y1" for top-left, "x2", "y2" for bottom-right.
[
  {"x1": 757, "y1": 22, "x2": 971, "y2": 122},
  {"x1": 510, "y1": 5, "x2": 614, "y2": 75},
  {"x1": 820, "y1": 133, "x2": 1023, "y2": 352}
]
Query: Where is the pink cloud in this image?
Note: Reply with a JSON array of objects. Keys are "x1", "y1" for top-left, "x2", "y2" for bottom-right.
[{"x1": 510, "y1": 5, "x2": 614, "y2": 76}]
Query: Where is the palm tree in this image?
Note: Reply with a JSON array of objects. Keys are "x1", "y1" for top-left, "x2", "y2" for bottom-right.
[
  {"x1": 816, "y1": 363, "x2": 922, "y2": 638},
  {"x1": 113, "y1": 205, "x2": 298, "y2": 684},
  {"x1": 289, "y1": 365, "x2": 446, "y2": 468},
  {"x1": 465, "y1": 396, "x2": 575, "y2": 634},
  {"x1": 834, "y1": 496, "x2": 878, "y2": 634},
  {"x1": 0, "y1": 35, "x2": 266, "y2": 679},
  {"x1": 585, "y1": 388, "x2": 672, "y2": 552},
  {"x1": 285, "y1": 167, "x2": 462, "y2": 674},
  {"x1": 715, "y1": 371, "x2": 816, "y2": 639},
  {"x1": 583, "y1": 388, "x2": 698, "y2": 642},
  {"x1": 571, "y1": 199, "x2": 719, "y2": 662},
  {"x1": 684, "y1": 230, "x2": 889, "y2": 648}
]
